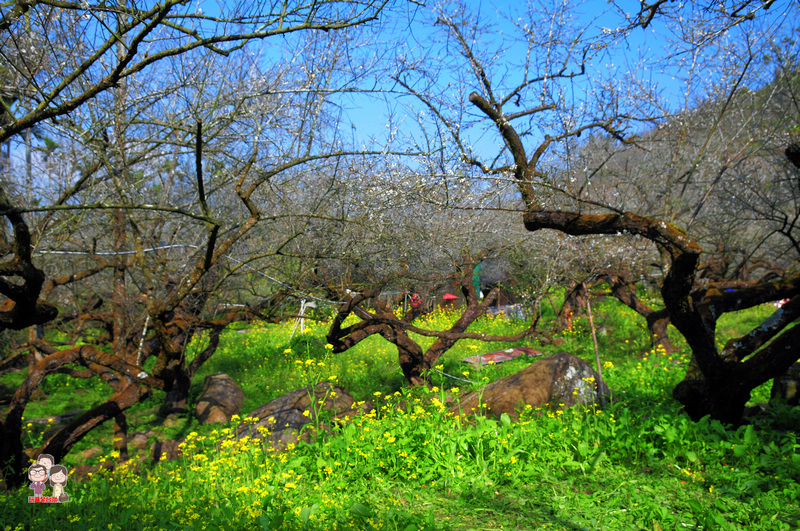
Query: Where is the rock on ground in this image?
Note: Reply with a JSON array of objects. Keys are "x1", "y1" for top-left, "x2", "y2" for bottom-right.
[
  {"x1": 458, "y1": 352, "x2": 611, "y2": 419},
  {"x1": 237, "y1": 381, "x2": 360, "y2": 449},
  {"x1": 772, "y1": 362, "x2": 800, "y2": 407},
  {"x1": 195, "y1": 373, "x2": 245, "y2": 424},
  {"x1": 151, "y1": 439, "x2": 182, "y2": 462}
]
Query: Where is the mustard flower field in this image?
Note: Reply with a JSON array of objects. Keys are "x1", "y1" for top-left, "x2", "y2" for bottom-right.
[{"x1": 1, "y1": 300, "x2": 798, "y2": 530}]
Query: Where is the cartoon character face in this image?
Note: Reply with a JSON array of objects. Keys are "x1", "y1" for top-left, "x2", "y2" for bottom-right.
[
  {"x1": 28, "y1": 465, "x2": 47, "y2": 483},
  {"x1": 49, "y1": 469, "x2": 67, "y2": 485},
  {"x1": 36, "y1": 454, "x2": 54, "y2": 473}
]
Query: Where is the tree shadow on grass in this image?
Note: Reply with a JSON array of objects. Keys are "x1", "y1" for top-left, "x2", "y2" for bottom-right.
[{"x1": 439, "y1": 485, "x2": 590, "y2": 530}]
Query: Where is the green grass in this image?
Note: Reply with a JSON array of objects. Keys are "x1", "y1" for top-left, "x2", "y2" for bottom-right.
[{"x1": 1, "y1": 299, "x2": 798, "y2": 530}]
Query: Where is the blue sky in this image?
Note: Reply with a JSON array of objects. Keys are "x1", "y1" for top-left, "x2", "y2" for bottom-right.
[
  {"x1": 5, "y1": 0, "x2": 798, "y2": 177},
  {"x1": 321, "y1": 0, "x2": 799, "y2": 159}
]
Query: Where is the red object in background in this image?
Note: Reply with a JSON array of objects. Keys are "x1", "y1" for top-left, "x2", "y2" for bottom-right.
[
  {"x1": 411, "y1": 293, "x2": 421, "y2": 306},
  {"x1": 462, "y1": 347, "x2": 543, "y2": 366},
  {"x1": 443, "y1": 293, "x2": 458, "y2": 300}
]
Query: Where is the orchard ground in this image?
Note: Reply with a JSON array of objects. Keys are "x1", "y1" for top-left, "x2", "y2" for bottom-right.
[{"x1": 1, "y1": 298, "x2": 798, "y2": 530}]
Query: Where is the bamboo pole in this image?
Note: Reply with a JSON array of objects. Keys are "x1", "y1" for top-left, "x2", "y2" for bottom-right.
[{"x1": 582, "y1": 282, "x2": 607, "y2": 406}]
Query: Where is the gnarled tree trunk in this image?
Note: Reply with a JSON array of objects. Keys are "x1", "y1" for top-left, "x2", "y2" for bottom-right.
[
  {"x1": 327, "y1": 263, "x2": 542, "y2": 385},
  {"x1": 468, "y1": 87, "x2": 800, "y2": 424}
]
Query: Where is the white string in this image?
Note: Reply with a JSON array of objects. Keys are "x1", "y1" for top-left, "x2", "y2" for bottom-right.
[
  {"x1": 35, "y1": 244, "x2": 340, "y2": 305},
  {"x1": 432, "y1": 368, "x2": 475, "y2": 384}
]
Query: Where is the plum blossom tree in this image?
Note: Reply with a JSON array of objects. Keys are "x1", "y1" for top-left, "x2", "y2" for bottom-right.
[
  {"x1": 0, "y1": 0, "x2": 397, "y2": 490},
  {"x1": 395, "y1": 0, "x2": 800, "y2": 423}
]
